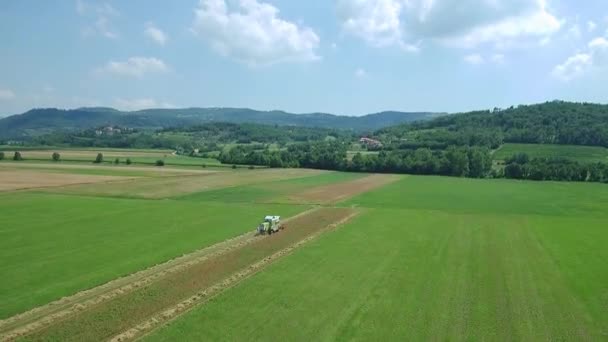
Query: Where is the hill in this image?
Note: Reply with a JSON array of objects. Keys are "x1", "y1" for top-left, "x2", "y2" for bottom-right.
[
  {"x1": 377, "y1": 101, "x2": 608, "y2": 149},
  {"x1": 0, "y1": 107, "x2": 440, "y2": 138}
]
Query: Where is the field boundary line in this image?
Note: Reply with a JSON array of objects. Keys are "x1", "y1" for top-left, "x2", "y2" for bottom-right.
[
  {"x1": 0, "y1": 207, "x2": 319, "y2": 340},
  {"x1": 109, "y1": 209, "x2": 360, "y2": 342}
]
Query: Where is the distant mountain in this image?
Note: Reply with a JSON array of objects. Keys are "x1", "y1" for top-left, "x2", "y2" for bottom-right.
[{"x1": 0, "y1": 107, "x2": 441, "y2": 138}]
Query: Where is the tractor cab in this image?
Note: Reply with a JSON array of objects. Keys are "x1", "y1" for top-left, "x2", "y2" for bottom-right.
[{"x1": 257, "y1": 215, "x2": 281, "y2": 235}]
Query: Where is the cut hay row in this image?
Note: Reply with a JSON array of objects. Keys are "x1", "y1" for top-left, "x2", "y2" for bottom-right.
[
  {"x1": 111, "y1": 210, "x2": 359, "y2": 342},
  {"x1": 0, "y1": 208, "x2": 355, "y2": 341}
]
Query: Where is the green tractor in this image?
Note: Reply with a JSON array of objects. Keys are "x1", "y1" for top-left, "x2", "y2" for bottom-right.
[{"x1": 257, "y1": 215, "x2": 283, "y2": 235}]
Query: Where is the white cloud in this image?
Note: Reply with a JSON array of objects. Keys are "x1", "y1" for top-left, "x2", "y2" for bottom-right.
[
  {"x1": 191, "y1": 0, "x2": 320, "y2": 66},
  {"x1": 354, "y1": 68, "x2": 368, "y2": 78},
  {"x1": 98, "y1": 57, "x2": 169, "y2": 78},
  {"x1": 114, "y1": 98, "x2": 175, "y2": 111},
  {"x1": 145, "y1": 23, "x2": 168, "y2": 46},
  {"x1": 464, "y1": 53, "x2": 484, "y2": 65},
  {"x1": 336, "y1": 0, "x2": 561, "y2": 50},
  {"x1": 0, "y1": 88, "x2": 16, "y2": 101},
  {"x1": 587, "y1": 20, "x2": 597, "y2": 33},
  {"x1": 77, "y1": 1, "x2": 119, "y2": 39},
  {"x1": 552, "y1": 54, "x2": 591, "y2": 81},
  {"x1": 552, "y1": 36, "x2": 608, "y2": 81}
]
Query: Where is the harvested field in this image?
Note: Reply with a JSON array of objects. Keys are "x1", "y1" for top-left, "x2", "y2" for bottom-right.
[
  {"x1": 288, "y1": 174, "x2": 401, "y2": 204},
  {"x1": 0, "y1": 162, "x2": 214, "y2": 176},
  {"x1": 45, "y1": 168, "x2": 324, "y2": 199},
  {"x1": 5, "y1": 208, "x2": 357, "y2": 341},
  {"x1": 0, "y1": 169, "x2": 131, "y2": 191}
]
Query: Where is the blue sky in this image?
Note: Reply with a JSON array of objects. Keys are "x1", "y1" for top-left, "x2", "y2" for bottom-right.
[{"x1": 0, "y1": 0, "x2": 607, "y2": 116}]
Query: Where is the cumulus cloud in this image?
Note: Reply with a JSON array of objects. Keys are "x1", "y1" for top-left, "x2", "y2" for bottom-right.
[
  {"x1": 587, "y1": 20, "x2": 597, "y2": 33},
  {"x1": 98, "y1": 57, "x2": 169, "y2": 77},
  {"x1": 191, "y1": 0, "x2": 320, "y2": 66},
  {"x1": 77, "y1": 0, "x2": 120, "y2": 39},
  {"x1": 114, "y1": 98, "x2": 175, "y2": 111},
  {"x1": 145, "y1": 23, "x2": 168, "y2": 46},
  {"x1": 464, "y1": 53, "x2": 484, "y2": 65},
  {"x1": 0, "y1": 88, "x2": 16, "y2": 101},
  {"x1": 336, "y1": 0, "x2": 561, "y2": 49},
  {"x1": 552, "y1": 37, "x2": 608, "y2": 81}
]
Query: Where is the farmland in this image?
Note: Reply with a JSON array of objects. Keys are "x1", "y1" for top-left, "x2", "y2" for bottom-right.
[
  {"x1": 0, "y1": 148, "x2": 222, "y2": 167},
  {"x1": 147, "y1": 176, "x2": 608, "y2": 341},
  {"x1": 1, "y1": 149, "x2": 607, "y2": 341},
  {"x1": 494, "y1": 143, "x2": 608, "y2": 163}
]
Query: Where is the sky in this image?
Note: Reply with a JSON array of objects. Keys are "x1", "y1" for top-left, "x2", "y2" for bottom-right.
[{"x1": 0, "y1": 0, "x2": 607, "y2": 116}]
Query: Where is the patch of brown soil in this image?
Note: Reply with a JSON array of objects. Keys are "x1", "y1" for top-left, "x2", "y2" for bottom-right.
[
  {"x1": 0, "y1": 208, "x2": 356, "y2": 341},
  {"x1": 0, "y1": 162, "x2": 215, "y2": 175},
  {"x1": 290, "y1": 174, "x2": 401, "y2": 204},
  {"x1": 47, "y1": 168, "x2": 324, "y2": 199},
  {"x1": 0, "y1": 170, "x2": 133, "y2": 192}
]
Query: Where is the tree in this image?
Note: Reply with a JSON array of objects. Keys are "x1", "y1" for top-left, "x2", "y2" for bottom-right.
[
  {"x1": 114, "y1": 158, "x2": 120, "y2": 165},
  {"x1": 94, "y1": 153, "x2": 103, "y2": 164},
  {"x1": 13, "y1": 151, "x2": 23, "y2": 161},
  {"x1": 504, "y1": 163, "x2": 524, "y2": 179},
  {"x1": 52, "y1": 152, "x2": 61, "y2": 162},
  {"x1": 155, "y1": 159, "x2": 165, "y2": 166},
  {"x1": 445, "y1": 147, "x2": 469, "y2": 177},
  {"x1": 126, "y1": 158, "x2": 132, "y2": 165},
  {"x1": 0, "y1": 151, "x2": 4, "y2": 160}
]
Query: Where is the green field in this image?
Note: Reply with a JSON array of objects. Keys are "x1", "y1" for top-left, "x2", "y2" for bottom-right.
[
  {"x1": 178, "y1": 172, "x2": 364, "y2": 203},
  {"x1": 494, "y1": 143, "x2": 608, "y2": 163},
  {"x1": 147, "y1": 176, "x2": 608, "y2": 341},
  {"x1": 0, "y1": 192, "x2": 306, "y2": 318}
]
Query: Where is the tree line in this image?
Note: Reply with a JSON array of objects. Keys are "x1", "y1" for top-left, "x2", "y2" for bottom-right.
[
  {"x1": 219, "y1": 142, "x2": 493, "y2": 178},
  {"x1": 502, "y1": 153, "x2": 608, "y2": 183}
]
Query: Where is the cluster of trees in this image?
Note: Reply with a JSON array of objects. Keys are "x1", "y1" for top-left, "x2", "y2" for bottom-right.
[
  {"x1": 502, "y1": 153, "x2": 608, "y2": 183},
  {"x1": 219, "y1": 142, "x2": 493, "y2": 178},
  {"x1": 161, "y1": 122, "x2": 350, "y2": 145},
  {"x1": 219, "y1": 142, "x2": 347, "y2": 170},
  {"x1": 379, "y1": 101, "x2": 608, "y2": 149}
]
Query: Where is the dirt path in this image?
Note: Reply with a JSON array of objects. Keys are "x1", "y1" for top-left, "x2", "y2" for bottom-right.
[
  {"x1": 0, "y1": 208, "x2": 356, "y2": 341},
  {"x1": 289, "y1": 174, "x2": 401, "y2": 204}
]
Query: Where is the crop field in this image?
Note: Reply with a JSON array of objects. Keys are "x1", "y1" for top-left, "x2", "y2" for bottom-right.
[
  {"x1": 1, "y1": 151, "x2": 607, "y2": 341},
  {"x1": 494, "y1": 143, "x2": 608, "y2": 163},
  {"x1": 146, "y1": 176, "x2": 608, "y2": 341}
]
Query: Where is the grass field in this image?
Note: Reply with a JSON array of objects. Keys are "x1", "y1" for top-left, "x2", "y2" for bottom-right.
[
  {"x1": 2, "y1": 150, "x2": 608, "y2": 341},
  {"x1": 0, "y1": 192, "x2": 306, "y2": 318},
  {"x1": 494, "y1": 143, "x2": 608, "y2": 163},
  {"x1": 146, "y1": 176, "x2": 608, "y2": 341}
]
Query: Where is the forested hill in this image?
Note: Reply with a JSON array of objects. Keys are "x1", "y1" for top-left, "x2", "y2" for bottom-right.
[
  {"x1": 377, "y1": 101, "x2": 608, "y2": 149},
  {"x1": 0, "y1": 107, "x2": 440, "y2": 138}
]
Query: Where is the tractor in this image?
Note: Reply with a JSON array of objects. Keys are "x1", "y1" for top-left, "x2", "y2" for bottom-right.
[{"x1": 257, "y1": 215, "x2": 283, "y2": 235}]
